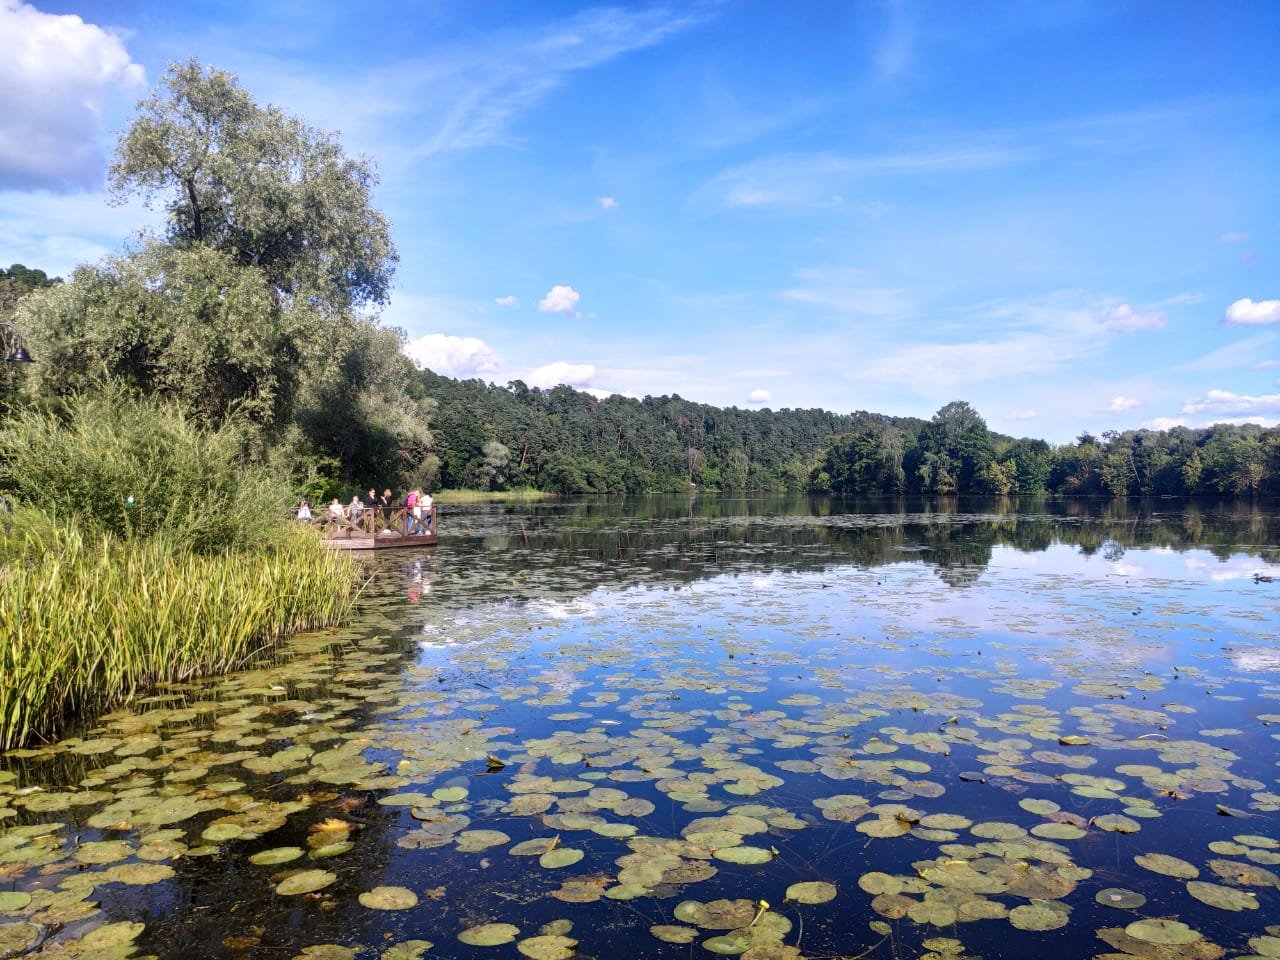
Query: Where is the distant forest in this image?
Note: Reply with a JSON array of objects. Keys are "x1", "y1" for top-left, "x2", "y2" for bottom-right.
[{"x1": 421, "y1": 371, "x2": 1279, "y2": 498}]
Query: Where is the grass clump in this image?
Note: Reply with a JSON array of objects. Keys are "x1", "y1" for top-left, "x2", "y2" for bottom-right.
[{"x1": 0, "y1": 389, "x2": 356, "y2": 749}]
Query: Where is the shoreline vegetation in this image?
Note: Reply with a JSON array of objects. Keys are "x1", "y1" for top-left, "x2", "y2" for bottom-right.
[{"x1": 0, "y1": 391, "x2": 357, "y2": 750}]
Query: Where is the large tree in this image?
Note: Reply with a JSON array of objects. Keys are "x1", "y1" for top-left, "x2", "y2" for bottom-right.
[
  {"x1": 109, "y1": 59, "x2": 396, "y2": 313},
  {"x1": 14, "y1": 61, "x2": 431, "y2": 485}
]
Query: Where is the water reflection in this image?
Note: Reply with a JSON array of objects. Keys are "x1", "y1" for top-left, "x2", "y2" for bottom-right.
[{"x1": 1, "y1": 498, "x2": 1278, "y2": 960}]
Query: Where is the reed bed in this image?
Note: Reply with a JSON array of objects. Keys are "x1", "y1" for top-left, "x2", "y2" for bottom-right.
[{"x1": 0, "y1": 525, "x2": 356, "y2": 750}]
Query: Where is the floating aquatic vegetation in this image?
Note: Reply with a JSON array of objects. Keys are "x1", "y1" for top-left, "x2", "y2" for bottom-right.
[{"x1": 1, "y1": 505, "x2": 1278, "y2": 960}]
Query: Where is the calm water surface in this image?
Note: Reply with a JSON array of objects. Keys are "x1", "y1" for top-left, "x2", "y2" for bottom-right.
[{"x1": 2, "y1": 497, "x2": 1278, "y2": 960}]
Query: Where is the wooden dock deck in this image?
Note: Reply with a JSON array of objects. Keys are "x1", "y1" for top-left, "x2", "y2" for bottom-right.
[{"x1": 310, "y1": 505, "x2": 438, "y2": 550}]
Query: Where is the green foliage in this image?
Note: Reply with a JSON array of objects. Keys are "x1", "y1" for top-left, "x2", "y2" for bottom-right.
[
  {"x1": 110, "y1": 58, "x2": 396, "y2": 312},
  {"x1": 0, "y1": 522, "x2": 354, "y2": 749},
  {"x1": 0, "y1": 387, "x2": 290, "y2": 553}
]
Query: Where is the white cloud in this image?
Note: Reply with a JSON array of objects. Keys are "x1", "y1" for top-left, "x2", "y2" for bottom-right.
[
  {"x1": 1225, "y1": 298, "x2": 1280, "y2": 325},
  {"x1": 597, "y1": 196, "x2": 618, "y2": 210},
  {"x1": 582, "y1": 387, "x2": 614, "y2": 400},
  {"x1": 1255, "y1": 359, "x2": 1280, "y2": 369},
  {"x1": 1216, "y1": 231, "x2": 1248, "y2": 244},
  {"x1": 527, "y1": 360, "x2": 596, "y2": 389},
  {"x1": 1181, "y1": 389, "x2": 1280, "y2": 416},
  {"x1": 1099, "y1": 303, "x2": 1165, "y2": 332},
  {"x1": 538, "y1": 284, "x2": 581, "y2": 317},
  {"x1": 494, "y1": 295, "x2": 518, "y2": 307},
  {"x1": 1005, "y1": 410, "x2": 1037, "y2": 421},
  {"x1": 403, "y1": 333, "x2": 502, "y2": 378},
  {"x1": 1104, "y1": 395, "x2": 1142, "y2": 414},
  {"x1": 747, "y1": 388, "x2": 771, "y2": 405},
  {"x1": 0, "y1": 0, "x2": 145, "y2": 190},
  {"x1": 1144, "y1": 417, "x2": 1190, "y2": 431}
]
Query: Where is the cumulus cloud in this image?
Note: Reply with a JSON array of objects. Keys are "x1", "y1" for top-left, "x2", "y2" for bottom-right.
[
  {"x1": 403, "y1": 333, "x2": 502, "y2": 378},
  {"x1": 1181, "y1": 389, "x2": 1280, "y2": 416},
  {"x1": 1225, "y1": 298, "x2": 1280, "y2": 325},
  {"x1": 527, "y1": 360, "x2": 596, "y2": 389},
  {"x1": 597, "y1": 196, "x2": 618, "y2": 210},
  {"x1": 494, "y1": 295, "x2": 518, "y2": 307},
  {"x1": 538, "y1": 284, "x2": 581, "y2": 317},
  {"x1": 1104, "y1": 395, "x2": 1142, "y2": 414},
  {"x1": 0, "y1": 1, "x2": 145, "y2": 190},
  {"x1": 1099, "y1": 304, "x2": 1165, "y2": 332},
  {"x1": 747, "y1": 388, "x2": 771, "y2": 405}
]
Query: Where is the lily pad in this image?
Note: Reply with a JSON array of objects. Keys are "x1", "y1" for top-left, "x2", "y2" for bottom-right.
[
  {"x1": 785, "y1": 881, "x2": 836, "y2": 904},
  {"x1": 516, "y1": 934, "x2": 578, "y2": 959},
  {"x1": 359, "y1": 886, "x2": 419, "y2": 910},
  {"x1": 539, "y1": 848, "x2": 584, "y2": 869},
  {"x1": 1186, "y1": 880, "x2": 1259, "y2": 911},
  {"x1": 1125, "y1": 919, "x2": 1201, "y2": 945},
  {"x1": 1094, "y1": 887, "x2": 1146, "y2": 909},
  {"x1": 1134, "y1": 852, "x2": 1199, "y2": 879},
  {"x1": 250, "y1": 846, "x2": 305, "y2": 865},
  {"x1": 458, "y1": 923, "x2": 520, "y2": 946},
  {"x1": 276, "y1": 869, "x2": 338, "y2": 896}
]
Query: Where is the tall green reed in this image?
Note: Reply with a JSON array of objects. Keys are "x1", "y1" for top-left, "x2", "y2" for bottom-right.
[{"x1": 0, "y1": 524, "x2": 354, "y2": 750}]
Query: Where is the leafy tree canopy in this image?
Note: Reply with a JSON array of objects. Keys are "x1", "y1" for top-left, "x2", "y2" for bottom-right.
[{"x1": 110, "y1": 58, "x2": 397, "y2": 313}]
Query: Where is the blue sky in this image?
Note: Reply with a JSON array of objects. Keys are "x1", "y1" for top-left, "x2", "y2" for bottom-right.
[{"x1": 1, "y1": 0, "x2": 1277, "y2": 442}]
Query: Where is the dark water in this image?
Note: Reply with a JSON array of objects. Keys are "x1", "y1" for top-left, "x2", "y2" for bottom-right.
[{"x1": 2, "y1": 496, "x2": 1278, "y2": 960}]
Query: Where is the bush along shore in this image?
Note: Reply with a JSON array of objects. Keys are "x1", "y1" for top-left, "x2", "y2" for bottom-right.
[{"x1": 0, "y1": 390, "x2": 357, "y2": 750}]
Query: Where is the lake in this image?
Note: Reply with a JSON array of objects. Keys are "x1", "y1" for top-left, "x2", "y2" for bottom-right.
[{"x1": 2, "y1": 496, "x2": 1278, "y2": 960}]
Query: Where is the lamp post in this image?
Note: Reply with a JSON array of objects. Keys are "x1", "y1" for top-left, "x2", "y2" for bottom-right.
[{"x1": 1, "y1": 321, "x2": 33, "y2": 364}]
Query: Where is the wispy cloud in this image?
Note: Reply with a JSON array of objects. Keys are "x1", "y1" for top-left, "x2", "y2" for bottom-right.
[
  {"x1": 1182, "y1": 389, "x2": 1280, "y2": 417},
  {"x1": 1099, "y1": 303, "x2": 1165, "y2": 332},
  {"x1": 384, "y1": 5, "x2": 711, "y2": 159},
  {"x1": 693, "y1": 144, "x2": 1022, "y2": 210},
  {"x1": 780, "y1": 267, "x2": 914, "y2": 319},
  {"x1": 495, "y1": 295, "x2": 519, "y2": 307},
  {"x1": 874, "y1": 0, "x2": 916, "y2": 81}
]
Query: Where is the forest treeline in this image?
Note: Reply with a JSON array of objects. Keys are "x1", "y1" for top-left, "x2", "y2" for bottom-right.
[{"x1": 421, "y1": 374, "x2": 1279, "y2": 499}]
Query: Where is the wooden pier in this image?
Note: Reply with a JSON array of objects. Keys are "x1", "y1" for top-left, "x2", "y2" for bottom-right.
[{"x1": 310, "y1": 505, "x2": 438, "y2": 550}]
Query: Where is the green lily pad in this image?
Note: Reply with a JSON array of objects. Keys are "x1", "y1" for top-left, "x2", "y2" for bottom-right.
[
  {"x1": 1008, "y1": 901, "x2": 1070, "y2": 931},
  {"x1": 516, "y1": 934, "x2": 578, "y2": 959},
  {"x1": 276, "y1": 869, "x2": 337, "y2": 895},
  {"x1": 1134, "y1": 852, "x2": 1199, "y2": 878},
  {"x1": 381, "y1": 941, "x2": 434, "y2": 960},
  {"x1": 433, "y1": 787, "x2": 469, "y2": 802},
  {"x1": 250, "y1": 847, "x2": 305, "y2": 865},
  {"x1": 650, "y1": 925, "x2": 698, "y2": 944},
  {"x1": 785, "y1": 881, "x2": 836, "y2": 904},
  {"x1": 458, "y1": 923, "x2": 520, "y2": 946},
  {"x1": 359, "y1": 886, "x2": 419, "y2": 910},
  {"x1": 1186, "y1": 880, "x2": 1259, "y2": 911},
  {"x1": 539, "y1": 848, "x2": 584, "y2": 869},
  {"x1": 1094, "y1": 888, "x2": 1146, "y2": 909},
  {"x1": 713, "y1": 846, "x2": 773, "y2": 865},
  {"x1": 1125, "y1": 919, "x2": 1201, "y2": 945},
  {"x1": 0, "y1": 892, "x2": 31, "y2": 911}
]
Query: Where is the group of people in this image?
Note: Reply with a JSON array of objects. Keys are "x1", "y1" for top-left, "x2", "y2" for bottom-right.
[{"x1": 295, "y1": 487, "x2": 435, "y2": 534}]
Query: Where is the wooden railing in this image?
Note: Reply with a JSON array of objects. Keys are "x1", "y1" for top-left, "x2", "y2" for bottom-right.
[{"x1": 308, "y1": 505, "x2": 437, "y2": 541}]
